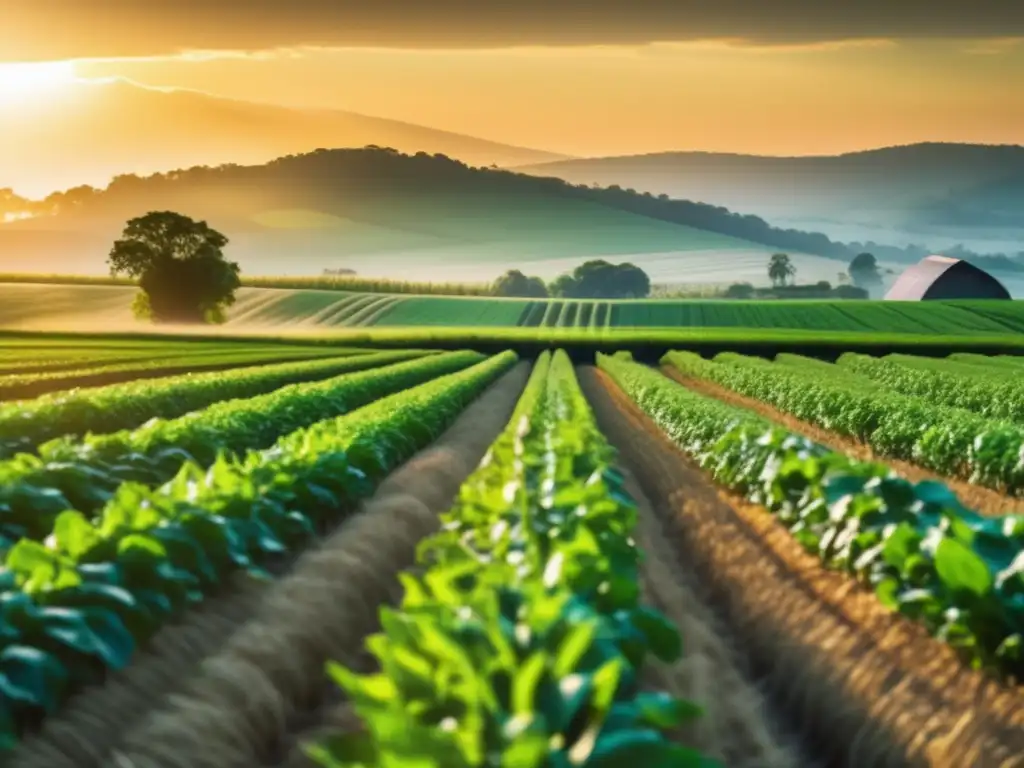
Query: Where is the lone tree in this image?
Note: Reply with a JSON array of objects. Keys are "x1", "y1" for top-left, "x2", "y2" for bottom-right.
[
  {"x1": 493, "y1": 269, "x2": 549, "y2": 298},
  {"x1": 768, "y1": 253, "x2": 796, "y2": 287},
  {"x1": 108, "y1": 211, "x2": 241, "y2": 324},
  {"x1": 848, "y1": 252, "x2": 882, "y2": 289}
]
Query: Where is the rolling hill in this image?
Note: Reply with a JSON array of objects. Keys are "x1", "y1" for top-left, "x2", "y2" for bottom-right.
[
  {"x1": 1, "y1": 78, "x2": 568, "y2": 198},
  {"x1": 1, "y1": 147, "x2": 863, "y2": 287},
  {"x1": 517, "y1": 143, "x2": 1024, "y2": 252}
]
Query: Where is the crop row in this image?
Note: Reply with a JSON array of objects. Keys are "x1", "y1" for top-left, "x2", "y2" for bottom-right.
[
  {"x1": 0, "y1": 350, "x2": 517, "y2": 750},
  {"x1": 0, "y1": 351, "x2": 480, "y2": 551},
  {"x1": 0, "y1": 347, "x2": 347, "y2": 403},
  {"x1": 664, "y1": 350, "x2": 1024, "y2": 495},
  {"x1": 835, "y1": 352, "x2": 1024, "y2": 424},
  {"x1": 598, "y1": 353, "x2": 1023, "y2": 679},
  {"x1": 311, "y1": 350, "x2": 713, "y2": 767},
  {"x1": 872, "y1": 353, "x2": 1023, "y2": 380},
  {"x1": 0, "y1": 349, "x2": 415, "y2": 458}
]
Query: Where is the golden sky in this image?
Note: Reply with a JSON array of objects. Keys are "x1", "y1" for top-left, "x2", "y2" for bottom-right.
[
  {"x1": 1, "y1": 2, "x2": 1023, "y2": 195},
  {"x1": 67, "y1": 40, "x2": 1024, "y2": 157}
]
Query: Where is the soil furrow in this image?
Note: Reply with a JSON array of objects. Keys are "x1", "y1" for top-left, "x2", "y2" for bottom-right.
[
  {"x1": 660, "y1": 365, "x2": 1024, "y2": 516},
  {"x1": 106, "y1": 361, "x2": 531, "y2": 768},
  {"x1": 623, "y1": 462, "x2": 808, "y2": 767},
  {"x1": 578, "y1": 365, "x2": 1024, "y2": 768},
  {"x1": 7, "y1": 575, "x2": 269, "y2": 768}
]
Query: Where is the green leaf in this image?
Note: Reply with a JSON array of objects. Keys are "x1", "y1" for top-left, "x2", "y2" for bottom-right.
[
  {"x1": 0, "y1": 645, "x2": 67, "y2": 713},
  {"x1": 513, "y1": 652, "x2": 548, "y2": 716},
  {"x1": 552, "y1": 620, "x2": 597, "y2": 678},
  {"x1": 935, "y1": 538, "x2": 993, "y2": 597},
  {"x1": 630, "y1": 607, "x2": 682, "y2": 663},
  {"x1": 585, "y1": 728, "x2": 673, "y2": 766},
  {"x1": 51, "y1": 511, "x2": 102, "y2": 559},
  {"x1": 634, "y1": 691, "x2": 704, "y2": 729}
]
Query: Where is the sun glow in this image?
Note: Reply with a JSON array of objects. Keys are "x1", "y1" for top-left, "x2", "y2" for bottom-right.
[{"x1": 0, "y1": 62, "x2": 78, "y2": 106}]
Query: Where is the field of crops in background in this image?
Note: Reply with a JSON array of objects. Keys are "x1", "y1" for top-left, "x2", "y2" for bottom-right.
[
  {"x1": 0, "y1": 331, "x2": 1019, "y2": 767},
  {"x1": 5, "y1": 280, "x2": 1024, "y2": 338}
]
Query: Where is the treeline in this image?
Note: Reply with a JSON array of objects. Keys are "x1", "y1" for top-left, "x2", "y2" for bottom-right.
[
  {"x1": 243, "y1": 275, "x2": 494, "y2": 296},
  {"x1": 494, "y1": 260, "x2": 652, "y2": 299},
  {"x1": 571, "y1": 183, "x2": 1024, "y2": 273}
]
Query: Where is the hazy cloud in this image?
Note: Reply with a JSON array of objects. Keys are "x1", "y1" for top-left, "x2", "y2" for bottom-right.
[{"x1": 3, "y1": 1, "x2": 1024, "y2": 61}]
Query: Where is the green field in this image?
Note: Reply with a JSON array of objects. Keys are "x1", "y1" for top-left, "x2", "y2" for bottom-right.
[
  {"x1": 3, "y1": 281, "x2": 1024, "y2": 341},
  {"x1": 0, "y1": 332, "x2": 1020, "y2": 766}
]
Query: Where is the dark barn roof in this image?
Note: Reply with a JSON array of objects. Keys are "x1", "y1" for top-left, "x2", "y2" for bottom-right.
[{"x1": 884, "y1": 255, "x2": 1011, "y2": 301}]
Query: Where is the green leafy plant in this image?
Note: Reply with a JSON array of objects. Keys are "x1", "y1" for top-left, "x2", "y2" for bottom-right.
[
  {"x1": 664, "y1": 350, "x2": 1024, "y2": 494},
  {"x1": 0, "y1": 351, "x2": 517, "y2": 750},
  {"x1": 0, "y1": 351, "x2": 475, "y2": 551},
  {"x1": 601, "y1": 352, "x2": 1024, "y2": 680},
  {"x1": 0, "y1": 347, "x2": 385, "y2": 457},
  {"x1": 311, "y1": 351, "x2": 716, "y2": 767},
  {"x1": 836, "y1": 352, "x2": 1024, "y2": 424}
]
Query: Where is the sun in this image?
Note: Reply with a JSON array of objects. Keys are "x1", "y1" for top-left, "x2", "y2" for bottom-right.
[{"x1": 0, "y1": 61, "x2": 78, "y2": 106}]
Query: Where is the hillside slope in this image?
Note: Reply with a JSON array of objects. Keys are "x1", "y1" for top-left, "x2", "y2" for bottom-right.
[
  {"x1": 517, "y1": 143, "x2": 1024, "y2": 254},
  {"x1": 1, "y1": 147, "x2": 837, "y2": 286}
]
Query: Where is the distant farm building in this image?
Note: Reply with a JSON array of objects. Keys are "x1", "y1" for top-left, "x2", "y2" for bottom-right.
[{"x1": 884, "y1": 255, "x2": 1011, "y2": 300}]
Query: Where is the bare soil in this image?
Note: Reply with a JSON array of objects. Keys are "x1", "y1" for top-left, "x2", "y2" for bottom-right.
[
  {"x1": 8, "y1": 575, "x2": 269, "y2": 768},
  {"x1": 579, "y1": 365, "x2": 1024, "y2": 768},
  {"x1": 625, "y1": 462, "x2": 807, "y2": 767},
  {"x1": 661, "y1": 365, "x2": 1024, "y2": 516},
  {"x1": 101, "y1": 362, "x2": 531, "y2": 768}
]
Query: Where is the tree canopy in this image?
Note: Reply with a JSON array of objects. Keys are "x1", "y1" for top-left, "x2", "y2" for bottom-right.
[
  {"x1": 108, "y1": 211, "x2": 240, "y2": 324},
  {"x1": 550, "y1": 260, "x2": 651, "y2": 299},
  {"x1": 848, "y1": 252, "x2": 882, "y2": 288},
  {"x1": 767, "y1": 253, "x2": 796, "y2": 287},
  {"x1": 492, "y1": 269, "x2": 548, "y2": 298}
]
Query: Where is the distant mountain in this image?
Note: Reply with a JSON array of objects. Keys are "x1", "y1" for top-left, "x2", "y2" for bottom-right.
[
  {"x1": 517, "y1": 143, "x2": 1024, "y2": 231},
  {"x1": 0, "y1": 79, "x2": 569, "y2": 197}
]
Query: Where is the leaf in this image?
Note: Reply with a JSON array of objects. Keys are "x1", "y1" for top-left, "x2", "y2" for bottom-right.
[
  {"x1": 51, "y1": 511, "x2": 102, "y2": 559},
  {"x1": 630, "y1": 607, "x2": 682, "y2": 663},
  {"x1": 552, "y1": 620, "x2": 597, "y2": 678},
  {"x1": 38, "y1": 606, "x2": 135, "y2": 669},
  {"x1": 513, "y1": 652, "x2": 548, "y2": 716},
  {"x1": 584, "y1": 728, "x2": 670, "y2": 766},
  {"x1": 0, "y1": 646, "x2": 67, "y2": 713},
  {"x1": 935, "y1": 538, "x2": 993, "y2": 597},
  {"x1": 634, "y1": 691, "x2": 704, "y2": 729}
]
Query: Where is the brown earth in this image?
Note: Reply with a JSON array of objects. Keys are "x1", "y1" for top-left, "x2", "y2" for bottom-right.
[
  {"x1": 8, "y1": 575, "x2": 270, "y2": 768},
  {"x1": 579, "y1": 365, "x2": 1024, "y2": 768},
  {"x1": 626, "y1": 463, "x2": 807, "y2": 767},
  {"x1": 103, "y1": 361, "x2": 531, "y2": 768},
  {"x1": 661, "y1": 365, "x2": 1024, "y2": 516}
]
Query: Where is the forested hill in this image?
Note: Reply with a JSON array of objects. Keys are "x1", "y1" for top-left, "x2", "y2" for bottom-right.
[{"x1": 4, "y1": 147, "x2": 1020, "y2": 272}]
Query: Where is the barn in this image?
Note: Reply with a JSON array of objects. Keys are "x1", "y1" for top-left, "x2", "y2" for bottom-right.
[{"x1": 884, "y1": 255, "x2": 1011, "y2": 300}]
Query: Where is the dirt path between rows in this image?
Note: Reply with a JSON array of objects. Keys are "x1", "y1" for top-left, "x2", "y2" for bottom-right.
[
  {"x1": 101, "y1": 361, "x2": 531, "y2": 768},
  {"x1": 621, "y1": 462, "x2": 808, "y2": 766},
  {"x1": 9, "y1": 575, "x2": 271, "y2": 768},
  {"x1": 578, "y1": 365, "x2": 1024, "y2": 768},
  {"x1": 660, "y1": 365, "x2": 1024, "y2": 516}
]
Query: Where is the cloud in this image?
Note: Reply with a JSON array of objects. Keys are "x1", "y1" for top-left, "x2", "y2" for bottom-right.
[
  {"x1": 960, "y1": 36, "x2": 1024, "y2": 55},
  {"x1": 3, "y1": 1, "x2": 1024, "y2": 61}
]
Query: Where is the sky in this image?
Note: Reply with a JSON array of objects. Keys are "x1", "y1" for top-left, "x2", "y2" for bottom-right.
[{"x1": 1, "y1": 1, "x2": 1023, "y2": 194}]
